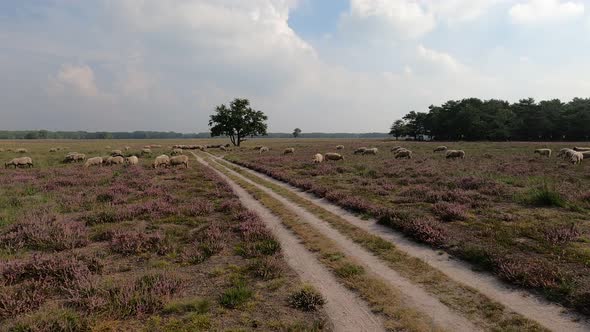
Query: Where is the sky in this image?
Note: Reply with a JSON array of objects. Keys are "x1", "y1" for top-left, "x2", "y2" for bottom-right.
[{"x1": 1, "y1": 0, "x2": 589, "y2": 133}]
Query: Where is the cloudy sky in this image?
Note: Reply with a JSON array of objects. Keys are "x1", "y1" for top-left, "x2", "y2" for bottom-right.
[{"x1": 1, "y1": 0, "x2": 589, "y2": 133}]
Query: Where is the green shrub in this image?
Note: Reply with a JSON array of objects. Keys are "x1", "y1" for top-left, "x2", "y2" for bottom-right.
[
  {"x1": 520, "y1": 183, "x2": 565, "y2": 207},
  {"x1": 9, "y1": 308, "x2": 90, "y2": 332},
  {"x1": 219, "y1": 281, "x2": 253, "y2": 308},
  {"x1": 288, "y1": 285, "x2": 325, "y2": 311}
]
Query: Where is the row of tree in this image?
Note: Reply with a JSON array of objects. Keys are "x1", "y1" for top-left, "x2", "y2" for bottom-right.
[
  {"x1": 391, "y1": 98, "x2": 590, "y2": 141},
  {"x1": 0, "y1": 131, "x2": 210, "y2": 140}
]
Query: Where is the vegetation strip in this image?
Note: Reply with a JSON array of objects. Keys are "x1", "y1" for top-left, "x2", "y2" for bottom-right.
[
  {"x1": 199, "y1": 155, "x2": 450, "y2": 332},
  {"x1": 214, "y1": 157, "x2": 549, "y2": 332}
]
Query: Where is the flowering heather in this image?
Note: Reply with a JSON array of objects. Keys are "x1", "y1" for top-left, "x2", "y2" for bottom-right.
[
  {"x1": 493, "y1": 257, "x2": 563, "y2": 289},
  {"x1": 109, "y1": 230, "x2": 168, "y2": 255},
  {"x1": 183, "y1": 198, "x2": 214, "y2": 217},
  {"x1": 0, "y1": 280, "x2": 48, "y2": 319},
  {"x1": 0, "y1": 213, "x2": 88, "y2": 252},
  {"x1": 542, "y1": 224, "x2": 580, "y2": 246},
  {"x1": 432, "y1": 202, "x2": 468, "y2": 222}
]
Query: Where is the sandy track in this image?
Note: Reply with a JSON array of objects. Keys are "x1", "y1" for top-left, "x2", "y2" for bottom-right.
[
  {"x1": 220, "y1": 155, "x2": 590, "y2": 332},
  {"x1": 207, "y1": 155, "x2": 480, "y2": 332},
  {"x1": 194, "y1": 155, "x2": 384, "y2": 332}
]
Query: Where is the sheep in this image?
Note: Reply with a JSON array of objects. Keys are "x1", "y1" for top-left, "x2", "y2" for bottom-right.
[
  {"x1": 253, "y1": 146, "x2": 263, "y2": 150},
  {"x1": 336, "y1": 145, "x2": 344, "y2": 150},
  {"x1": 141, "y1": 148, "x2": 152, "y2": 155},
  {"x1": 570, "y1": 151, "x2": 584, "y2": 165},
  {"x1": 581, "y1": 151, "x2": 590, "y2": 159},
  {"x1": 353, "y1": 147, "x2": 367, "y2": 155},
  {"x1": 394, "y1": 150, "x2": 412, "y2": 159},
  {"x1": 220, "y1": 146, "x2": 227, "y2": 151},
  {"x1": 16, "y1": 148, "x2": 28, "y2": 153},
  {"x1": 313, "y1": 153, "x2": 324, "y2": 164},
  {"x1": 573, "y1": 147, "x2": 590, "y2": 152},
  {"x1": 259, "y1": 147, "x2": 270, "y2": 154},
  {"x1": 325, "y1": 153, "x2": 344, "y2": 161},
  {"x1": 390, "y1": 146, "x2": 403, "y2": 152},
  {"x1": 446, "y1": 150, "x2": 465, "y2": 159},
  {"x1": 125, "y1": 156, "x2": 139, "y2": 166},
  {"x1": 283, "y1": 147, "x2": 295, "y2": 155},
  {"x1": 0, "y1": 148, "x2": 4, "y2": 152},
  {"x1": 170, "y1": 155, "x2": 189, "y2": 168},
  {"x1": 362, "y1": 148, "x2": 378, "y2": 155},
  {"x1": 105, "y1": 146, "x2": 111, "y2": 149},
  {"x1": 171, "y1": 148, "x2": 184, "y2": 156},
  {"x1": 144, "y1": 145, "x2": 151, "y2": 149},
  {"x1": 49, "y1": 148, "x2": 58, "y2": 152},
  {"x1": 152, "y1": 155, "x2": 170, "y2": 169},
  {"x1": 124, "y1": 146, "x2": 131, "y2": 151},
  {"x1": 64, "y1": 152, "x2": 86, "y2": 163},
  {"x1": 111, "y1": 150, "x2": 123, "y2": 157},
  {"x1": 150, "y1": 144, "x2": 162, "y2": 148},
  {"x1": 433, "y1": 146, "x2": 448, "y2": 153},
  {"x1": 5, "y1": 157, "x2": 33, "y2": 168},
  {"x1": 84, "y1": 157, "x2": 103, "y2": 168},
  {"x1": 557, "y1": 148, "x2": 575, "y2": 160},
  {"x1": 534, "y1": 148, "x2": 552, "y2": 157},
  {"x1": 105, "y1": 156, "x2": 124, "y2": 166}
]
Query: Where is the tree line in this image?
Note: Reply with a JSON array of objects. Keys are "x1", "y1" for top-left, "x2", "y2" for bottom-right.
[
  {"x1": 391, "y1": 98, "x2": 590, "y2": 141},
  {"x1": 0, "y1": 131, "x2": 210, "y2": 140}
]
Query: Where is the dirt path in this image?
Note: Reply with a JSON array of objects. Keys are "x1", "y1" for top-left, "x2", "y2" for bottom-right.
[
  {"x1": 206, "y1": 155, "x2": 480, "y2": 332},
  {"x1": 194, "y1": 155, "x2": 384, "y2": 332},
  {"x1": 219, "y1": 155, "x2": 590, "y2": 332}
]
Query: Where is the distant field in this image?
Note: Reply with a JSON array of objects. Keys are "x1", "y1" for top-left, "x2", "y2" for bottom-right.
[
  {"x1": 0, "y1": 140, "x2": 327, "y2": 331},
  {"x1": 222, "y1": 139, "x2": 590, "y2": 315}
]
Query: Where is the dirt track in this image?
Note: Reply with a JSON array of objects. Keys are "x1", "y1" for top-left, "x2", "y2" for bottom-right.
[
  {"x1": 194, "y1": 154, "x2": 384, "y2": 332},
  {"x1": 213, "y1": 154, "x2": 590, "y2": 332}
]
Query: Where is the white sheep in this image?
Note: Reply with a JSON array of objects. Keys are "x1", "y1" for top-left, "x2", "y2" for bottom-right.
[
  {"x1": 84, "y1": 157, "x2": 103, "y2": 168},
  {"x1": 124, "y1": 146, "x2": 131, "y2": 151},
  {"x1": 313, "y1": 153, "x2": 324, "y2": 164},
  {"x1": 446, "y1": 150, "x2": 465, "y2": 159},
  {"x1": 570, "y1": 151, "x2": 584, "y2": 165},
  {"x1": 557, "y1": 148, "x2": 575, "y2": 160},
  {"x1": 105, "y1": 156, "x2": 124, "y2": 166},
  {"x1": 125, "y1": 156, "x2": 139, "y2": 166},
  {"x1": 534, "y1": 148, "x2": 552, "y2": 157},
  {"x1": 325, "y1": 153, "x2": 344, "y2": 161},
  {"x1": 171, "y1": 148, "x2": 184, "y2": 156},
  {"x1": 259, "y1": 147, "x2": 270, "y2": 154},
  {"x1": 362, "y1": 148, "x2": 378, "y2": 155},
  {"x1": 353, "y1": 147, "x2": 367, "y2": 155},
  {"x1": 170, "y1": 155, "x2": 189, "y2": 168},
  {"x1": 111, "y1": 150, "x2": 123, "y2": 157},
  {"x1": 433, "y1": 146, "x2": 448, "y2": 153},
  {"x1": 152, "y1": 154, "x2": 170, "y2": 168},
  {"x1": 49, "y1": 148, "x2": 58, "y2": 152},
  {"x1": 394, "y1": 150, "x2": 412, "y2": 159},
  {"x1": 141, "y1": 148, "x2": 152, "y2": 155},
  {"x1": 573, "y1": 147, "x2": 590, "y2": 152},
  {"x1": 283, "y1": 147, "x2": 295, "y2": 155},
  {"x1": 5, "y1": 157, "x2": 33, "y2": 168},
  {"x1": 16, "y1": 148, "x2": 28, "y2": 153},
  {"x1": 336, "y1": 145, "x2": 344, "y2": 150},
  {"x1": 390, "y1": 146, "x2": 403, "y2": 152}
]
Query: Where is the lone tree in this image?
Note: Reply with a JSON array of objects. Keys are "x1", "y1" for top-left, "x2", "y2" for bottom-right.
[
  {"x1": 292, "y1": 128, "x2": 302, "y2": 138},
  {"x1": 209, "y1": 98, "x2": 268, "y2": 146}
]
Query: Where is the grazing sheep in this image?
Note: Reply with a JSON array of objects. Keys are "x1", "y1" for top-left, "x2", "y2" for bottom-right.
[
  {"x1": 362, "y1": 148, "x2": 378, "y2": 155},
  {"x1": 143, "y1": 145, "x2": 151, "y2": 149},
  {"x1": 5, "y1": 157, "x2": 33, "y2": 168},
  {"x1": 125, "y1": 156, "x2": 139, "y2": 166},
  {"x1": 433, "y1": 146, "x2": 448, "y2": 153},
  {"x1": 571, "y1": 151, "x2": 584, "y2": 165},
  {"x1": 220, "y1": 146, "x2": 227, "y2": 151},
  {"x1": 196, "y1": 145, "x2": 205, "y2": 151},
  {"x1": 253, "y1": 146, "x2": 263, "y2": 150},
  {"x1": 105, "y1": 146, "x2": 111, "y2": 149},
  {"x1": 171, "y1": 148, "x2": 184, "y2": 156},
  {"x1": 394, "y1": 150, "x2": 412, "y2": 159},
  {"x1": 64, "y1": 152, "x2": 86, "y2": 163},
  {"x1": 49, "y1": 148, "x2": 58, "y2": 152},
  {"x1": 534, "y1": 148, "x2": 552, "y2": 157},
  {"x1": 581, "y1": 151, "x2": 590, "y2": 158},
  {"x1": 170, "y1": 155, "x2": 189, "y2": 168},
  {"x1": 124, "y1": 146, "x2": 131, "y2": 151},
  {"x1": 284, "y1": 147, "x2": 295, "y2": 155},
  {"x1": 573, "y1": 147, "x2": 590, "y2": 152},
  {"x1": 259, "y1": 147, "x2": 270, "y2": 154},
  {"x1": 557, "y1": 148, "x2": 575, "y2": 160},
  {"x1": 446, "y1": 150, "x2": 465, "y2": 159},
  {"x1": 325, "y1": 153, "x2": 344, "y2": 161},
  {"x1": 16, "y1": 148, "x2": 28, "y2": 153},
  {"x1": 152, "y1": 155, "x2": 170, "y2": 169},
  {"x1": 151, "y1": 144, "x2": 162, "y2": 148},
  {"x1": 390, "y1": 146, "x2": 403, "y2": 152},
  {"x1": 353, "y1": 147, "x2": 367, "y2": 155},
  {"x1": 84, "y1": 157, "x2": 103, "y2": 168},
  {"x1": 111, "y1": 150, "x2": 123, "y2": 157},
  {"x1": 141, "y1": 148, "x2": 152, "y2": 155},
  {"x1": 313, "y1": 153, "x2": 324, "y2": 164},
  {"x1": 336, "y1": 145, "x2": 344, "y2": 150},
  {"x1": 105, "y1": 156, "x2": 124, "y2": 166}
]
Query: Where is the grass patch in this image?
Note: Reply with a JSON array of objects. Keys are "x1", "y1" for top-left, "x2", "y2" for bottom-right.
[
  {"x1": 288, "y1": 285, "x2": 326, "y2": 311},
  {"x1": 219, "y1": 281, "x2": 253, "y2": 309},
  {"x1": 519, "y1": 183, "x2": 566, "y2": 207}
]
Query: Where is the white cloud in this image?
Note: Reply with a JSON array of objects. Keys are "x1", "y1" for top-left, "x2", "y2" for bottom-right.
[
  {"x1": 509, "y1": 0, "x2": 584, "y2": 24},
  {"x1": 416, "y1": 45, "x2": 466, "y2": 73},
  {"x1": 345, "y1": 0, "x2": 436, "y2": 39},
  {"x1": 49, "y1": 64, "x2": 102, "y2": 98}
]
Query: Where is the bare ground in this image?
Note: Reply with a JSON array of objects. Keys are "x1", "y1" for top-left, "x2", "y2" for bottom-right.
[
  {"x1": 216, "y1": 154, "x2": 590, "y2": 332},
  {"x1": 194, "y1": 154, "x2": 384, "y2": 332}
]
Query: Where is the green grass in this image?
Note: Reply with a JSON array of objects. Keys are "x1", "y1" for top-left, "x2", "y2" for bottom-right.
[{"x1": 219, "y1": 281, "x2": 253, "y2": 309}]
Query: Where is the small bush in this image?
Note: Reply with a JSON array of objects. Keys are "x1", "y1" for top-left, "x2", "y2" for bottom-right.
[
  {"x1": 335, "y1": 263, "x2": 364, "y2": 278},
  {"x1": 219, "y1": 281, "x2": 253, "y2": 308},
  {"x1": 521, "y1": 183, "x2": 566, "y2": 207},
  {"x1": 431, "y1": 202, "x2": 468, "y2": 222},
  {"x1": 542, "y1": 224, "x2": 580, "y2": 246},
  {"x1": 9, "y1": 307, "x2": 90, "y2": 332},
  {"x1": 109, "y1": 230, "x2": 168, "y2": 255},
  {"x1": 494, "y1": 256, "x2": 563, "y2": 289},
  {"x1": 288, "y1": 285, "x2": 325, "y2": 311},
  {"x1": 0, "y1": 281, "x2": 48, "y2": 319},
  {"x1": 248, "y1": 256, "x2": 283, "y2": 280}
]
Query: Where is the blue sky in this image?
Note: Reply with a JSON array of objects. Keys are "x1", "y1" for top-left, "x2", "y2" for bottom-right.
[{"x1": 1, "y1": 0, "x2": 589, "y2": 132}]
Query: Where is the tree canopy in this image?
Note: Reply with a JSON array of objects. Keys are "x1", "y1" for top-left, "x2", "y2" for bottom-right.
[
  {"x1": 209, "y1": 98, "x2": 268, "y2": 146},
  {"x1": 391, "y1": 97, "x2": 590, "y2": 141},
  {"x1": 292, "y1": 128, "x2": 302, "y2": 138}
]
